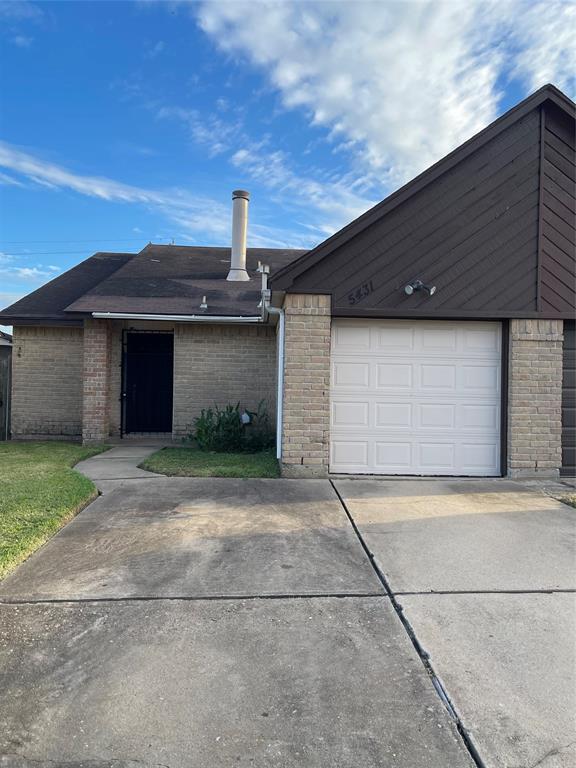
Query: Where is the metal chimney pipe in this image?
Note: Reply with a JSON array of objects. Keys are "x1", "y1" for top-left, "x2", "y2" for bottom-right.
[{"x1": 227, "y1": 189, "x2": 250, "y2": 281}]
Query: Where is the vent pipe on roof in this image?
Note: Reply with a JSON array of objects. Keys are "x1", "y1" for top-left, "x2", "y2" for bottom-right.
[{"x1": 227, "y1": 189, "x2": 250, "y2": 281}]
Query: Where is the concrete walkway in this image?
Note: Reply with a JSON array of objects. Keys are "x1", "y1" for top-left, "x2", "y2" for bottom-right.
[{"x1": 75, "y1": 440, "x2": 167, "y2": 490}]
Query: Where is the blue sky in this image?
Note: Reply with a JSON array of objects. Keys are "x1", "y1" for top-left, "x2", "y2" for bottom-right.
[{"x1": 1, "y1": 0, "x2": 575, "y2": 325}]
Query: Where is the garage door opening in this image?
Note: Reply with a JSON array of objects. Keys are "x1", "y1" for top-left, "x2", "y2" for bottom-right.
[
  {"x1": 122, "y1": 331, "x2": 174, "y2": 435},
  {"x1": 330, "y1": 320, "x2": 502, "y2": 476}
]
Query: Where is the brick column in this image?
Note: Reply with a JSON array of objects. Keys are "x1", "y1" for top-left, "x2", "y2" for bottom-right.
[
  {"x1": 82, "y1": 319, "x2": 111, "y2": 443},
  {"x1": 281, "y1": 294, "x2": 331, "y2": 477},
  {"x1": 508, "y1": 319, "x2": 563, "y2": 477}
]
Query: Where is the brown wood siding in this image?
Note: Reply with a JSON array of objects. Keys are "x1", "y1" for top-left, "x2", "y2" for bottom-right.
[
  {"x1": 285, "y1": 110, "x2": 542, "y2": 317},
  {"x1": 562, "y1": 320, "x2": 576, "y2": 476},
  {"x1": 540, "y1": 103, "x2": 576, "y2": 317}
]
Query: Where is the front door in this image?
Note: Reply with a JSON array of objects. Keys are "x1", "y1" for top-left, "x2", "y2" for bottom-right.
[{"x1": 123, "y1": 332, "x2": 174, "y2": 434}]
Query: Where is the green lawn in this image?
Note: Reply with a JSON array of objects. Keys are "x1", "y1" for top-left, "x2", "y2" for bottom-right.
[
  {"x1": 140, "y1": 446, "x2": 280, "y2": 478},
  {"x1": 561, "y1": 495, "x2": 576, "y2": 509},
  {"x1": 0, "y1": 441, "x2": 108, "y2": 579}
]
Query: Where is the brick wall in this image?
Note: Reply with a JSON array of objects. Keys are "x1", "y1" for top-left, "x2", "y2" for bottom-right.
[
  {"x1": 281, "y1": 294, "x2": 331, "y2": 477},
  {"x1": 172, "y1": 323, "x2": 276, "y2": 437},
  {"x1": 11, "y1": 325, "x2": 83, "y2": 438},
  {"x1": 82, "y1": 319, "x2": 111, "y2": 443},
  {"x1": 508, "y1": 319, "x2": 564, "y2": 477}
]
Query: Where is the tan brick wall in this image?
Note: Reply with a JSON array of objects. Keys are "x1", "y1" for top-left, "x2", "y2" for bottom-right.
[
  {"x1": 82, "y1": 319, "x2": 111, "y2": 443},
  {"x1": 10, "y1": 325, "x2": 83, "y2": 438},
  {"x1": 508, "y1": 319, "x2": 564, "y2": 477},
  {"x1": 281, "y1": 294, "x2": 331, "y2": 477},
  {"x1": 172, "y1": 323, "x2": 276, "y2": 437}
]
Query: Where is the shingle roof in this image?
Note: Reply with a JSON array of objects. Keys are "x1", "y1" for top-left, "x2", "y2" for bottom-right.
[{"x1": 0, "y1": 244, "x2": 306, "y2": 323}]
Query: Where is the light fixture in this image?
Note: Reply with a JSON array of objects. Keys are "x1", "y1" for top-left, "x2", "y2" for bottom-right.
[{"x1": 404, "y1": 279, "x2": 437, "y2": 296}]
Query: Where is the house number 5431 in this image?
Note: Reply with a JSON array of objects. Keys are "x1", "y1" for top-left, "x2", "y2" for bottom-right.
[{"x1": 348, "y1": 280, "x2": 375, "y2": 305}]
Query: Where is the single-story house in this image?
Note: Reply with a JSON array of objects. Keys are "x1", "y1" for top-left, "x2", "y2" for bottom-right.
[{"x1": 1, "y1": 84, "x2": 574, "y2": 478}]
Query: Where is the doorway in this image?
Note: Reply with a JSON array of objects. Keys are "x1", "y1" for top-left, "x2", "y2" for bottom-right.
[{"x1": 122, "y1": 331, "x2": 174, "y2": 434}]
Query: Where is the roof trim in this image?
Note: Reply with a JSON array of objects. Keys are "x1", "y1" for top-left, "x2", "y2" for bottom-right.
[
  {"x1": 272, "y1": 84, "x2": 576, "y2": 290},
  {"x1": 91, "y1": 312, "x2": 263, "y2": 324}
]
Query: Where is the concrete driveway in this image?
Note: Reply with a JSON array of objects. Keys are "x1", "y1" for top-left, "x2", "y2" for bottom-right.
[
  {"x1": 0, "y1": 455, "x2": 574, "y2": 768},
  {"x1": 334, "y1": 478, "x2": 576, "y2": 768}
]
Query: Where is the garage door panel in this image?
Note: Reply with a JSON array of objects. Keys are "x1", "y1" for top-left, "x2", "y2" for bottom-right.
[
  {"x1": 460, "y1": 442, "x2": 499, "y2": 471},
  {"x1": 421, "y1": 364, "x2": 457, "y2": 390},
  {"x1": 331, "y1": 320, "x2": 502, "y2": 476},
  {"x1": 461, "y1": 364, "x2": 500, "y2": 392},
  {"x1": 376, "y1": 326, "x2": 415, "y2": 350},
  {"x1": 374, "y1": 441, "x2": 412, "y2": 470},
  {"x1": 333, "y1": 361, "x2": 370, "y2": 388},
  {"x1": 331, "y1": 401, "x2": 369, "y2": 427},
  {"x1": 375, "y1": 402, "x2": 413, "y2": 428},
  {"x1": 331, "y1": 440, "x2": 369, "y2": 468},
  {"x1": 421, "y1": 327, "x2": 458, "y2": 351},
  {"x1": 333, "y1": 324, "x2": 371, "y2": 349},
  {"x1": 376, "y1": 363, "x2": 413, "y2": 388},
  {"x1": 464, "y1": 326, "x2": 501, "y2": 352}
]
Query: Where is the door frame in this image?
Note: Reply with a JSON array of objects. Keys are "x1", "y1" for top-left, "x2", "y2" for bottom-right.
[{"x1": 120, "y1": 329, "x2": 174, "y2": 437}]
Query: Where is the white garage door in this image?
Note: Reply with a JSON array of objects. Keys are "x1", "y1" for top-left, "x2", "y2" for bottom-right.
[{"x1": 330, "y1": 320, "x2": 501, "y2": 476}]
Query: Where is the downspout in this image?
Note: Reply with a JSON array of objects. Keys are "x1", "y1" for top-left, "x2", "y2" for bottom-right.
[
  {"x1": 266, "y1": 304, "x2": 284, "y2": 461},
  {"x1": 259, "y1": 264, "x2": 284, "y2": 461}
]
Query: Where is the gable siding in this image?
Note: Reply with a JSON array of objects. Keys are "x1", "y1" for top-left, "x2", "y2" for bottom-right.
[
  {"x1": 540, "y1": 103, "x2": 576, "y2": 316},
  {"x1": 287, "y1": 109, "x2": 542, "y2": 317}
]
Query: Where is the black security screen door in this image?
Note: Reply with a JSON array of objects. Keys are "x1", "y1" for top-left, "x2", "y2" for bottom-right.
[{"x1": 123, "y1": 332, "x2": 174, "y2": 433}]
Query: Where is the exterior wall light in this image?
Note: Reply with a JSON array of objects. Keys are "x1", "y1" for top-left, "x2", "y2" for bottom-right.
[{"x1": 404, "y1": 279, "x2": 437, "y2": 296}]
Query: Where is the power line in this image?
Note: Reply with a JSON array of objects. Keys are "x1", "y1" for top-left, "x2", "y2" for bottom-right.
[
  {"x1": 0, "y1": 237, "x2": 152, "y2": 245},
  {"x1": 0, "y1": 249, "x2": 137, "y2": 256}
]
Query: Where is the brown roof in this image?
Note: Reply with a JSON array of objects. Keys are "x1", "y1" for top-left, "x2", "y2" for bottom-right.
[{"x1": 0, "y1": 244, "x2": 306, "y2": 324}]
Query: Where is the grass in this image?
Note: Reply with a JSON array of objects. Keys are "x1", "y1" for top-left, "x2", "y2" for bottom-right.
[
  {"x1": 140, "y1": 445, "x2": 280, "y2": 478},
  {"x1": 0, "y1": 441, "x2": 108, "y2": 579},
  {"x1": 560, "y1": 495, "x2": 576, "y2": 509}
]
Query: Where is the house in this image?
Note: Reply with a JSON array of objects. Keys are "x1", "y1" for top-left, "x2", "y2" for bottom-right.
[{"x1": 1, "y1": 84, "x2": 574, "y2": 478}]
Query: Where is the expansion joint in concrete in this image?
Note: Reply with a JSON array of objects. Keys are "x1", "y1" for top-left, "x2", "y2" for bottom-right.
[{"x1": 329, "y1": 479, "x2": 488, "y2": 768}]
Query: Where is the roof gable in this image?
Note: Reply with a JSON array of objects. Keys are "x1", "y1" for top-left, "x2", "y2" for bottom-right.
[{"x1": 272, "y1": 84, "x2": 575, "y2": 320}]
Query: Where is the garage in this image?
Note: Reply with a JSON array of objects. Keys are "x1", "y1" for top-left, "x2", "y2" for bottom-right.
[{"x1": 330, "y1": 320, "x2": 502, "y2": 476}]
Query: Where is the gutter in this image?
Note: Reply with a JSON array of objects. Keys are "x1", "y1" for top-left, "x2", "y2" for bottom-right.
[{"x1": 91, "y1": 312, "x2": 262, "y2": 324}]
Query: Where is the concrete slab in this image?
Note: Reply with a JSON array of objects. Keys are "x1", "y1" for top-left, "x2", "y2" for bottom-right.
[
  {"x1": 334, "y1": 479, "x2": 576, "y2": 591},
  {"x1": 0, "y1": 597, "x2": 474, "y2": 768},
  {"x1": 0, "y1": 479, "x2": 383, "y2": 600},
  {"x1": 399, "y1": 592, "x2": 576, "y2": 768}
]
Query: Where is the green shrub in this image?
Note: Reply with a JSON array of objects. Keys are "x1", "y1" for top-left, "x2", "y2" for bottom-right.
[
  {"x1": 192, "y1": 400, "x2": 275, "y2": 453},
  {"x1": 243, "y1": 400, "x2": 276, "y2": 452},
  {"x1": 194, "y1": 403, "x2": 244, "y2": 452}
]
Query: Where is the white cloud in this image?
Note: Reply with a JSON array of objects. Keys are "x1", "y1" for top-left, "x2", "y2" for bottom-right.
[
  {"x1": 0, "y1": 141, "x2": 317, "y2": 248},
  {"x1": 197, "y1": 0, "x2": 576, "y2": 185},
  {"x1": 230, "y1": 143, "x2": 375, "y2": 236},
  {"x1": 0, "y1": 1, "x2": 42, "y2": 21},
  {"x1": 157, "y1": 105, "x2": 242, "y2": 157},
  {"x1": 9, "y1": 265, "x2": 59, "y2": 280},
  {"x1": 11, "y1": 34, "x2": 33, "y2": 47},
  {"x1": 0, "y1": 171, "x2": 24, "y2": 186},
  {"x1": 146, "y1": 40, "x2": 165, "y2": 59}
]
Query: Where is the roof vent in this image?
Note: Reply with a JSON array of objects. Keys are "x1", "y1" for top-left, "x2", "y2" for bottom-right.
[{"x1": 227, "y1": 190, "x2": 250, "y2": 281}]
